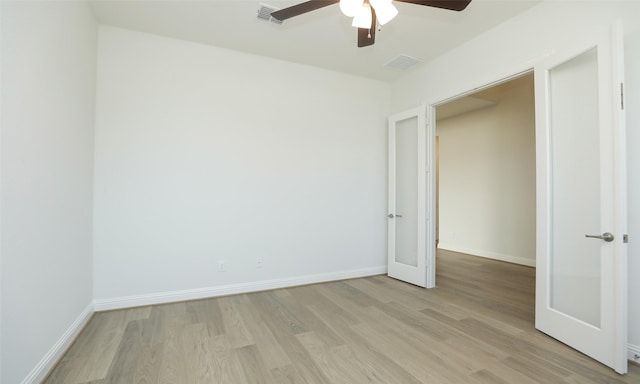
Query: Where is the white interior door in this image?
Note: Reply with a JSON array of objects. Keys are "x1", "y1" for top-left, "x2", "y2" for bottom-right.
[
  {"x1": 534, "y1": 22, "x2": 627, "y2": 373},
  {"x1": 387, "y1": 106, "x2": 434, "y2": 288}
]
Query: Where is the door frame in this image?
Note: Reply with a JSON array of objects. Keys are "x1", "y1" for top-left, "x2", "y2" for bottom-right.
[{"x1": 426, "y1": 68, "x2": 535, "y2": 285}]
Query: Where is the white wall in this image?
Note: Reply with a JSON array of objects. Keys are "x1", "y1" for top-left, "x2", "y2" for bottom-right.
[
  {"x1": 437, "y1": 80, "x2": 535, "y2": 266},
  {"x1": 93, "y1": 27, "x2": 390, "y2": 305},
  {"x1": 0, "y1": 2, "x2": 97, "y2": 383},
  {"x1": 391, "y1": 0, "x2": 640, "y2": 358}
]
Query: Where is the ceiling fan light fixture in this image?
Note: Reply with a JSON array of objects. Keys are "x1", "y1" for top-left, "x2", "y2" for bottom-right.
[
  {"x1": 270, "y1": 0, "x2": 472, "y2": 48},
  {"x1": 339, "y1": 0, "x2": 364, "y2": 17},
  {"x1": 352, "y1": 3, "x2": 372, "y2": 29},
  {"x1": 371, "y1": 0, "x2": 398, "y2": 25}
]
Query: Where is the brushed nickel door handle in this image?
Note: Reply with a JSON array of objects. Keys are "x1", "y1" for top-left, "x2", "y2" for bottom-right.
[{"x1": 585, "y1": 232, "x2": 614, "y2": 242}]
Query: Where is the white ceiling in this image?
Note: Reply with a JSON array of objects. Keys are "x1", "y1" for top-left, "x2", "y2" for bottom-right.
[{"x1": 89, "y1": 0, "x2": 540, "y2": 82}]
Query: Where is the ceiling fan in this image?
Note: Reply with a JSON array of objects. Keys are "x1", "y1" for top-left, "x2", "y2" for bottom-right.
[{"x1": 270, "y1": 0, "x2": 472, "y2": 47}]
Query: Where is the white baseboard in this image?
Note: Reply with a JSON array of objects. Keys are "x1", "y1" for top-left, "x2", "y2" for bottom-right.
[
  {"x1": 629, "y1": 343, "x2": 640, "y2": 364},
  {"x1": 94, "y1": 265, "x2": 387, "y2": 311},
  {"x1": 437, "y1": 243, "x2": 536, "y2": 267},
  {"x1": 21, "y1": 303, "x2": 94, "y2": 384}
]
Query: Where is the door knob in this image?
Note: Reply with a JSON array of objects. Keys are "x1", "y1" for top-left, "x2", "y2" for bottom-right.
[
  {"x1": 387, "y1": 214, "x2": 403, "y2": 218},
  {"x1": 585, "y1": 232, "x2": 615, "y2": 242}
]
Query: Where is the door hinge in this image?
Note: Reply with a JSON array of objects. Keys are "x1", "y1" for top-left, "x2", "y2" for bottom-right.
[
  {"x1": 623, "y1": 234, "x2": 628, "y2": 243},
  {"x1": 621, "y1": 83, "x2": 624, "y2": 110}
]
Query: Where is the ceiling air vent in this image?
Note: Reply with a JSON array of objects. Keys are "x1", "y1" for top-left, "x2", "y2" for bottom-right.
[
  {"x1": 257, "y1": 3, "x2": 283, "y2": 24},
  {"x1": 384, "y1": 54, "x2": 423, "y2": 71}
]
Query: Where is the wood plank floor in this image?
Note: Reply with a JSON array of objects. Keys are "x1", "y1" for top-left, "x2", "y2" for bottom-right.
[{"x1": 44, "y1": 250, "x2": 640, "y2": 383}]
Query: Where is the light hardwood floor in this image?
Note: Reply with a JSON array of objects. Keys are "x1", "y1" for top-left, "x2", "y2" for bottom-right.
[{"x1": 44, "y1": 250, "x2": 640, "y2": 383}]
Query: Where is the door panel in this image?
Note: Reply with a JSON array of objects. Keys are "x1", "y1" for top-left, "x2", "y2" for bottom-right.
[
  {"x1": 548, "y1": 47, "x2": 601, "y2": 327},
  {"x1": 534, "y1": 23, "x2": 627, "y2": 373},
  {"x1": 395, "y1": 117, "x2": 419, "y2": 267},
  {"x1": 387, "y1": 107, "x2": 429, "y2": 287}
]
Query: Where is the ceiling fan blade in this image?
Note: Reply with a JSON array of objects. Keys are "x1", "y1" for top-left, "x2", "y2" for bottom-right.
[
  {"x1": 270, "y1": 0, "x2": 339, "y2": 21},
  {"x1": 357, "y1": 8, "x2": 376, "y2": 48},
  {"x1": 395, "y1": 0, "x2": 472, "y2": 11}
]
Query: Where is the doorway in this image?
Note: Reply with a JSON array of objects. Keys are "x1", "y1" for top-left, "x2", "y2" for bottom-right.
[{"x1": 434, "y1": 74, "x2": 536, "y2": 269}]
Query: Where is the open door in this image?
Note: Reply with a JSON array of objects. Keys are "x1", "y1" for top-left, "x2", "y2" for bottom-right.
[
  {"x1": 387, "y1": 106, "x2": 434, "y2": 288},
  {"x1": 534, "y1": 22, "x2": 627, "y2": 373}
]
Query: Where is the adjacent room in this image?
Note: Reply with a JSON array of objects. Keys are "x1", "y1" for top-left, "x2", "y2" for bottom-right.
[
  {"x1": 436, "y1": 74, "x2": 536, "y2": 267},
  {"x1": 2, "y1": 1, "x2": 640, "y2": 383}
]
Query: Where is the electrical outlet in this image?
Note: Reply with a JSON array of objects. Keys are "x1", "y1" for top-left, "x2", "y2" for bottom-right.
[
  {"x1": 218, "y1": 261, "x2": 226, "y2": 272},
  {"x1": 257, "y1": 257, "x2": 264, "y2": 268}
]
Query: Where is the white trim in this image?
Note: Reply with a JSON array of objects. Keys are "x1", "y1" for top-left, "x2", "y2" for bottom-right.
[
  {"x1": 94, "y1": 266, "x2": 387, "y2": 311},
  {"x1": 438, "y1": 243, "x2": 536, "y2": 267},
  {"x1": 0, "y1": 2, "x2": 4, "y2": 381},
  {"x1": 21, "y1": 303, "x2": 94, "y2": 384},
  {"x1": 611, "y1": 19, "x2": 628, "y2": 374},
  {"x1": 425, "y1": 103, "x2": 436, "y2": 288},
  {"x1": 629, "y1": 344, "x2": 640, "y2": 364}
]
